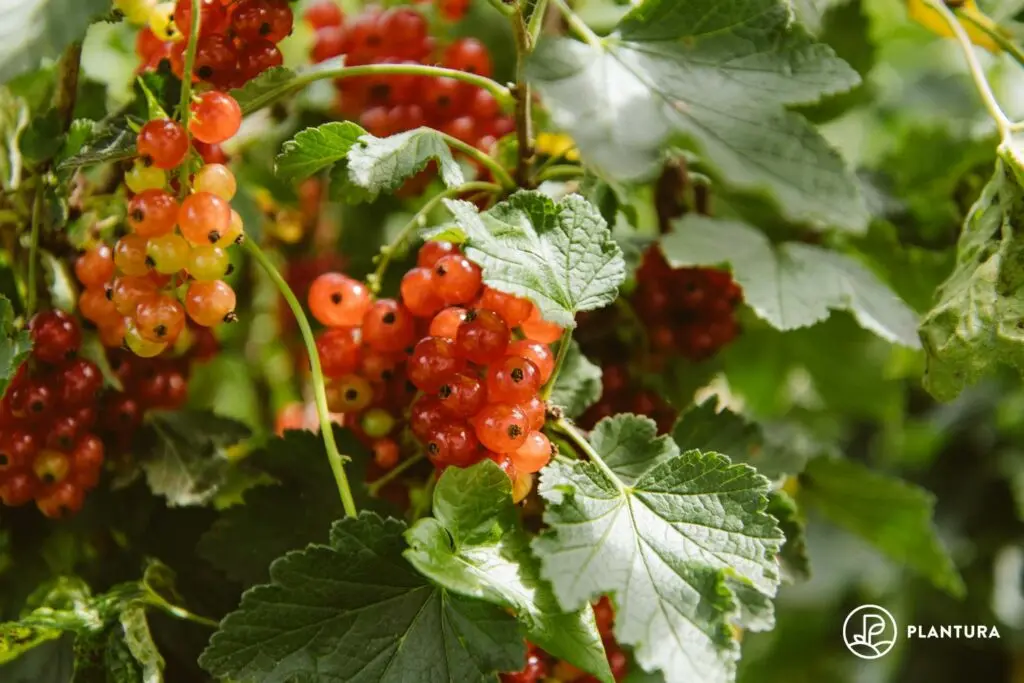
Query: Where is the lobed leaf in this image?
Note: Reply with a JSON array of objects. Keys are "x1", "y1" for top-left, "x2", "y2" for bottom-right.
[
  {"x1": 275, "y1": 121, "x2": 367, "y2": 181},
  {"x1": 346, "y1": 127, "x2": 466, "y2": 200},
  {"x1": 0, "y1": 295, "x2": 31, "y2": 398}
]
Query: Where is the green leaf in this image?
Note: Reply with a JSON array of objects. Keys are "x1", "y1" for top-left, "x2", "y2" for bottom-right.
[
  {"x1": 231, "y1": 58, "x2": 343, "y2": 114},
  {"x1": 0, "y1": 295, "x2": 32, "y2": 398},
  {"x1": 441, "y1": 192, "x2": 626, "y2": 326},
  {"x1": 662, "y1": 216, "x2": 921, "y2": 347},
  {"x1": 920, "y1": 162, "x2": 1024, "y2": 400},
  {"x1": 0, "y1": 0, "x2": 110, "y2": 82},
  {"x1": 346, "y1": 128, "x2": 466, "y2": 201},
  {"x1": 55, "y1": 120, "x2": 135, "y2": 172},
  {"x1": 800, "y1": 456, "x2": 964, "y2": 596},
  {"x1": 20, "y1": 109, "x2": 62, "y2": 164},
  {"x1": 0, "y1": 624, "x2": 62, "y2": 664},
  {"x1": 275, "y1": 121, "x2": 367, "y2": 181},
  {"x1": 200, "y1": 512, "x2": 525, "y2": 683},
  {"x1": 550, "y1": 339, "x2": 602, "y2": 418},
  {"x1": 0, "y1": 87, "x2": 29, "y2": 190},
  {"x1": 0, "y1": 634, "x2": 72, "y2": 683},
  {"x1": 766, "y1": 491, "x2": 810, "y2": 583},
  {"x1": 115, "y1": 606, "x2": 162, "y2": 683},
  {"x1": 526, "y1": 0, "x2": 867, "y2": 231},
  {"x1": 198, "y1": 427, "x2": 382, "y2": 586},
  {"x1": 138, "y1": 410, "x2": 251, "y2": 507},
  {"x1": 405, "y1": 461, "x2": 613, "y2": 682},
  {"x1": 534, "y1": 415, "x2": 783, "y2": 683}
]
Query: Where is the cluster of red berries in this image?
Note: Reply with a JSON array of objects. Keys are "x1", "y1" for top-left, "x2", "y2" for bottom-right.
[
  {"x1": 579, "y1": 363, "x2": 676, "y2": 435},
  {"x1": 306, "y1": 241, "x2": 562, "y2": 490},
  {"x1": 306, "y1": 3, "x2": 513, "y2": 152},
  {"x1": 78, "y1": 94, "x2": 245, "y2": 356},
  {"x1": 130, "y1": 0, "x2": 293, "y2": 89},
  {"x1": 632, "y1": 246, "x2": 741, "y2": 361},
  {"x1": 0, "y1": 312, "x2": 105, "y2": 517}
]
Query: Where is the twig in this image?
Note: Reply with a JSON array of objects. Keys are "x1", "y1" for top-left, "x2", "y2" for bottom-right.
[
  {"x1": 54, "y1": 42, "x2": 83, "y2": 130},
  {"x1": 540, "y1": 331, "x2": 573, "y2": 400},
  {"x1": 551, "y1": 0, "x2": 603, "y2": 49},
  {"x1": 511, "y1": 6, "x2": 535, "y2": 187},
  {"x1": 367, "y1": 453, "x2": 427, "y2": 496}
]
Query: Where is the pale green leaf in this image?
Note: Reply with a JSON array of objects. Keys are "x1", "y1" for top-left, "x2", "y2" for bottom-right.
[
  {"x1": 275, "y1": 121, "x2": 367, "y2": 181},
  {"x1": 0, "y1": 0, "x2": 109, "y2": 82},
  {"x1": 0, "y1": 87, "x2": 29, "y2": 191},
  {"x1": 661, "y1": 216, "x2": 921, "y2": 347},
  {"x1": 550, "y1": 340, "x2": 602, "y2": 417},
  {"x1": 405, "y1": 461, "x2": 613, "y2": 682},
  {"x1": 0, "y1": 295, "x2": 31, "y2": 398},
  {"x1": 347, "y1": 128, "x2": 465, "y2": 200}
]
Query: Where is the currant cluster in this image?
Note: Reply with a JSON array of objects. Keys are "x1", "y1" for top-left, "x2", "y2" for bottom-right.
[
  {"x1": 306, "y1": 2, "x2": 513, "y2": 152},
  {"x1": 306, "y1": 241, "x2": 562, "y2": 491},
  {"x1": 579, "y1": 362, "x2": 676, "y2": 435},
  {"x1": 125, "y1": 0, "x2": 293, "y2": 90},
  {"x1": 0, "y1": 312, "x2": 105, "y2": 518},
  {"x1": 632, "y1": 246, "x2": 741, "y2": 361},
  {"x1": 78, "y1": 96, "x2": 245, "y2": 357}
]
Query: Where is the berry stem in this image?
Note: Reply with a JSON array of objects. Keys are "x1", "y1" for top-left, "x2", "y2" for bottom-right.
[
  {"x1": 366, "y1": 452, "x2": 426, "y2": 496},
  {"x1": 554, "y1": 416, "x2": 623, "y2": 490},
  {"x1": 242, "y1": 61, "x2": 515, "y2": 115},
  {"x1": 370, "y1": 180, "x2": 502, "y2": 293},
  {"x1": 536, "y1": 164, "x2": 585, "y2": 183},
  {"x1": 437, "y1": 131, "x2": 516, "y2": 189},
  {"x1": 26, "y1": 185, "x2": 43, "y2": 317},
  {"x1": 527, "y1": 0, "x2": 552, "y2": 46},
  {"x1": 540, "y1": 330, "x2": 572, "y2": 400},
  {"x1": 243, "y1": 239, "x2": 359, "y2": 518},
  {"x1": 511, "y1": 3, "x2": 536, "y2": 187},
  {"x1": 957, "y1": 4, "x2": 1024, "y2": 70},
  {"x1": 177, "y1": 0, "x2": 203, "y2": 156},
  {"x1": 144, "y1": 590, "x2": 220, "y2": 628},
  {"x1": 551, "y1": 0, "x2": 603, "y2": 49}
]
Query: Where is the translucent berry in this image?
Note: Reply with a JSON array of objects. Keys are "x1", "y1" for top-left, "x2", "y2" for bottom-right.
[
  {"x1": 135, "y1": 294, "x2": 186, "y2": 343},
  {"x1": 174, "y1": 0, "x2": 229, "y2": 38},
  {"x1": 190, "y1": 34, "x2": 238, "y2": 87},
  {"x1": 236, "y1": 40, "x2": 283, "y2": 81},
  {"x1": 304, "y1": 0, "x2": 344, "y2": 29},
  {"x1": 0, "y1": 473, "x2": 37, "y2": 507},
  {"x1": 36, "y1": 481, "x2": 85, "y2": 518},
  {"x1": 487, "y1": 452, "x2": 517, "y2": 480},
  {"x1": 30, "y1": 309, "x2": 81, "y2": 363},
  {"x1": 137, "y1": 118, "x2": 189, "y2": 169},
  {"x1": 410, "y1": 395, "x2": 447, "y2": 440},
  {"x1": 486, "y1": 355, "x2": 541, "y2": 404},
  {"x1": 454, "y1": 309, "x2": 509, "y2": 364},
  {"x1": 75, "y1": 245, "x2": 115, "y2": 288},
  {"x1": 437, "y1": 373, "x2": 486, "y2": 418},
  {"x1": 188, "y1": 245, "x2": 232, "y2": 280},
  {"x1": 0, "y1": 430, "x2": 37, "y2": 473},
  {"x1": 185, "y1": 280, "x2": 236, "y2": 326},
  {"x1": 327, "y1": 373, "x2": 373, "y2": 411},
  {"x1": 443, "y1": 38, "x2": 492, "y2": 76},
  {"x1": 125, "y1": 161, "x2": 166, "y2": 193},
  {"x1": 79, "y1": 287, "x2": 120, "y2": 326},
  {"x1": 506, "y1": 340, "x2": 555, "y2": 384},
  {"x1": 373, "y1": 438, "x2": 400, "y2": 469},
  {"x1": 33, "y1": 450, "x2": 71, "y2": 486},
  {"x1": 433, "y1": 254, "x2": 482, "y2": 305},
  {"x1": 189, "y1": 91, "x2": 242, "y2": 144},
  {"x1": 193, "y1": 163, "x2": 236, "y2": 199},
  {"x1": 57, "y1": 358, "x2": 103, "y2": 407},
  {"x1": 146, "y1": 233, "x2": 191, "y2": 274},
  {"x1": 400, "y1": 267, "x2": 444, "y2": 318},
  {"x1": 308, "y1": 273, "x2": 373, "y2": 327},
  {"x1": 110, "y1": 275, "x2": 159, "y2": 316},
  {"x1": 360, "y1": 350, "x2": 401, "y2": 383},
  {"x1": 71, "y1": 435, "x2": 105, "y2": 489},
  {"x1": 362, "y1": 300, "x2": 416, "y2": 353},
  {"x1": 520, "y1": 305, "x2": 563, "y2": 343},
  {"x1": 128, "y1": 189, "x2": 178, "y2": 238},
  {"x1": 148, "y1": 1, "x2": 182, "y2": 41},
  {"x1": 479, "y1": 288, "x2": 532, "y2": 328},
  {"x1": 179, "y1": 191, "x2": 231, "y2": 245},
  {"x1": 125, "y1": 319, "x2": 169, "y2": 357},
  {"x1": 425, "y1": 422, "x2": 481, "y2": 468},
  {"x1": 216, "y1": 209, "x2": 245, "y2": 246},
  {"x1": 429, "y1": 306, "x2": 467, "y2": 340},
  {"x1": 472, "y1": 403, "x2": 529, "y2": 453},
  {"x1": 408, "y1": 337, "x2": 464, "y2": 392},
  {"x1": 98, "y1": 317, "x2": 128, "y2": 348},
  {"x1": 114, "y1": 234, "x2": 151, "y2": 276},
  {"x1": 233, "y1": 0, "x2": 294, "y2": 42},
  {"x1": 511, "y1": 431, "x2": 552, "y2": 473},
  {"x1": 316, "y1": 328, "x2": 362, "y2": 378},
  {"x1": 361, "y1": 408, "x2": 396, "y2": 438},
  {"x1": 418, "y1": 241, "x2": 458, "y2": 269}
]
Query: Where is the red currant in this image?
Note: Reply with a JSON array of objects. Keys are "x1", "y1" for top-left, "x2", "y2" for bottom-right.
[
  {"x1": 174, "y1": 0, "x2": 229, "y2": 36},
  {"x1": 233, "y1": 0, "x2": 294, "y2": 42},
  {"x1": 111, "y1": 275, "x2": 158, "y2": 316},
  {"x1": 237, "y1": 40, "x2": 284, "y2": 82},
  {"x1": 36, "y1": 481, "x2": 84, "y2": 518},
  {"x1": 425, "y1": 422, "x2": 481, "y2": 468},
  {"x1": 114, "y1": 234, "x2": 151, "y2": 276},
  {"x1": 479, "y1": 287, "x2": 532, "y2": 328},
  {"x1": 408, "y1": 337, "x2": 464, "y2": 392},
  {"x1": 444, "y1": 38, "x2": 492, "y2": 77},
  {"x1": 486, "y1": 356, "x2": 541, "y2": 404},
  {"x1": 520, "y1": 305, "x2": 563, "y2": 343},
  {"x1": 0, "y1": 473, "x2": 37, "y2": 506},
  {"x1": 185, "y1": 280, "x2": 237, "y2": 326},
  {"x1": 137, "y1": 119, "x2": 189, "y2": 169},
  {"x1": 429, "y1": 306, "x2": 467, "y2": 340},
  {"x1": 30, "y1": 310, "x2": 81, "y2": 363},
  {"x1": 75, "y1": 245, "x2": 115, "y2": 288},
  {"x1": 308, "y1": 273, "x2": 373, "y2": 327},
  {"x1": 316, "y1": 328, "x2": 362, "y2": 378},
  {"x1": 190, "y1": 91, "x2": 242, "y2": 144},
  {"x1": 373, "y1": 438, "x2": 400, "y2": 469},
  {"x1": 454, "y1": 309, "x2": 509, "y2": 364},
  {"x1": 362, "y1": 299, "x2": 416, "y2": 353},
  {"x1": 400, "y1": 267, "x2": 445, "y2": 318},
  {"x1": 191, "y1": 35, "x2": 239, "y2": 87},
  {"x1": 506, "y1": 340, "x2": 555, "y2": 383},
  {"x1": 410, "y1": 395, "x2": 446, "y2": 440},
  {"x1": 57, "y1": 358, "x2": 103, "y2": 408},
  {"x1": 433, "y1": 254, "x2": 482, "y2": 305},
  {"x1": 179, "y1": 191, "x2": 231, "y2": 245},
  {"x1": 511, "y1": 431, "x2": 552, "y2": 473},
  {"x1": 472, "y1": 403, "x2": 529, "y2": 453},
  {"x1": 437, "y1": 373, "x2": 486, "y2": 418},
  {"x1": 326, "y1": 372, "x2": 373, "y2": 411},
  {"x1": 135, "y1": 294, "x2": 186, "y2": 343},
  {"x1": 304, "y1": 0, "x2": 343, "y2": 29}
]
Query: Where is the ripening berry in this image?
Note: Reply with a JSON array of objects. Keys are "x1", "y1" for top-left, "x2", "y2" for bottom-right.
[
  {"x1": 400, "y1": 267, "x2": 444, "y2": 318},
  {"x1": 174, "y1": 0, "x2": 229, "y2": 37},
  {"x1": 472, "y1": 403, "x2": 529, "y2": 453},
  {"x1": 0, "y1": 430, "x2": 37, "y2": 473},
  {"x1": 217, "y1": 209, "x2": 245, "y2": 246},
  {"x1": 455, "y1": 309, "x2": 509, "y2": 364},
  {"x1": 57, "y1": 358, "x2": 103, "y2": 407},
  {"x1": 429, "y1": 306, "x2": 467, "y2": 340},
  {"x1": 443, "y1": 38, "x2": 492, "y2": 77},
  {"x1": 111, "y1": 276, "x2": 158, "y2": 316},
  {"x1": 407, "y1": 337, "x2": 464, "y2": 392},
  {"x1": 316, "y1": 328, "x2": 362, "y2": 378},
  {"x1": 486, "y1": 355, "x2": 541, "y2": 404},
  {"x1": 71, "y1": 435, "x2": 105, "y2": 489},
  {"x1": 36, "y1": 481, "x2": 85, "y2": 518},
  {"x1": 437, "y1": 373, "x2": 486, "y2": 418},
  {"x1": 179, "y1": 191, "x2": 231, "y2": 245},
  {"x1": 33, "y1": 450, "x2": 71, "y2": 486},
  {"x1": 512, "y1": 471, "x2": 533, "y2": 504},
  {"x1": 128, "y1": 189, "x2": 178, "y2": 238},
  {"x1": 98, "y1": 317, "x2": 128, "y2": 348},
  {"x1": 506, "y1": 340, "x2": 555, "y2": 383},
  {"x1": 236, "y1": 40, "x2": 283, "y2": 82},
  {"x1": 146, "y1": 233, "x2": 191, "y2": 274},
  {"x1": 125, "y1": 161, "x2": 166, "y2": 193},
  {"x1": 125, "y1": 319, "x2": 168, "y2": 357},
  {"x1": 75, "y1": 245, "x2": 115, "y2": 288},
  {"x1": 135, "y1": 294, "x2": 186, "y2": 343},
  {"x1": 361, "y1": 408, "x2": 396, "y2": 438},
  {"x1": 190, "y1": 91, "x2": 243, "y2": 144},
  {"x1": 327, "y1": 373, "x2": 373, "y2": 412},
  {"x1": 116, "y1": 0, "x2": 158, "y2": 24},
  {"x1": 362, "y1": 300, "x2": 416, "y2": 353},
  {"x1": 479, "y1": 288, "x2": 532, "y2": 328},
  {"x1": 137, "y1": 119, "x2": 189, "y2": 169},
  {"x1": 79, "y1": 287, "x2": 120, "y2": 326},
  {"x1": 511, "y1": 431, "x2": 552, "y2": 473},
  {"x1": 0, "y1": 473, "x2": 38, "y2": 507},
  {"x1": 373, "y1": 438, "x2": 400, "y2": 470},
  {"x1": 185, "y1": 280, "x2": 236, "y2": 326},
  {"x1": 309, "y1": 273, "x2": 373, "y2": 327},
  {"x1": 520, "y1": 305, "x2": 563, "y2": 343},
  {"x1": 114, "y1": 234, "x2": 151, "y2": 276},
  {"x1": 193, "y1": 163, "x2": 237, "y2": 199},
  {"x1": 304, "y1": 0, "x2": 343, "y2": 29},
  {"x1": 188, "y1": 245, "x2": 231, "y2": 281},
  {"x1": 417, "y1": 241, "x2": 459, "y2": 269},
  {"x1": 433, "y1": 254, "x2": 481, "y2": 305},
  {"x1": 425, "y1": 422, "x2": 481, "y2": 468},
  {"x1": 13, "y1": 381, "x2": 55, "y2": 423},
  {"x1": 233, "y1": 0, "x2": 294, "y2": 42},
  {"x1": 30, "y1": 310, "x2": 81, "y2": 363},
  {"x1": 410, "y1": 395, "x2": 447, "y2": 440},
  {"x1": 148, "y1": 2, "x2": 182, "y2": 41}
]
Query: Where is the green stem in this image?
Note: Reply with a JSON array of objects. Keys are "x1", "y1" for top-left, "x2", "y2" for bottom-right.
[
  {"x1": 242, "y1": 62, "x2": 514, "y2": 115},
  {"x1": 540, "y1": 331, "x2": 573, "y2": 400},
  {"x1": 178, "y1": 0, "x2": 202, "y2": 129},
  {"x1": 554, "y1": 417, "x2": 622, "y2": 490},
  {"x1": 367, "y1": 452, "x2": 427, "y2": 496},
  {"x1": 146, "y1": 593, "x2": 220, "y2": 628},
  {"x1": 536, "y1": 164, "x2": 585, "y2": 183},
  {"x1": 511, "y1": 5, "x2": 535, "y2": 187},
  {"x1": 370, "y1": 181, "x2": 502, "y2": 293},
  {"x1": 26, "y1": 186, "x2": 43, "y2": 317},
  {"x1": 551, "y1": 0, "x2": 603, "y2": 49},
  {"x1": 244, "y1": 240, "x2": 358, "y2": 518},
  {"x1": 957, "y1": 5, "x2": 1024, "y2": 69},
  {"x1": 410, "y1": 474, "x2": 437, "y2": 522},
  {"x1": 528, "y1": 0, "x2": 551, "y2": 45},
  {"x1": 923, "y1": 0, "x2": 1011, "y2": 139},
  {"x1": 437, "y1": 131, "x2": 516, "y2": 189}
]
